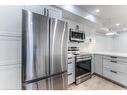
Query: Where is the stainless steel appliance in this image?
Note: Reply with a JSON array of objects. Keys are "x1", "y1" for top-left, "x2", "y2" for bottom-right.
[
  {"x1": 69, "y1": 28, "x2": 85, "y2": 42},
  {"x1": 75, "y1": 54, "x2": 92, "y2": 85},
  {"x1": 68, "y1": 47, "x2": 92, "y2": 85},
  {"x1": 68, "y1": 47, "x2": 80, "y2": 54},
  {"x1": 22, "y1": 10, "x2": 68, "y2": 90}
]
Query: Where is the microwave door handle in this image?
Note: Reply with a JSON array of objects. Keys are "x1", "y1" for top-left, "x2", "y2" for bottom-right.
[{"x1": 69, "y1": 29, "x2": 72, "y2": 41}]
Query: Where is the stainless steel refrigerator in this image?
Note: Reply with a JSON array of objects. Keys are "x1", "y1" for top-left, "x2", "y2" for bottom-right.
[{"x1": 22, "y1": 10, "x2": 68, "y2": 90}]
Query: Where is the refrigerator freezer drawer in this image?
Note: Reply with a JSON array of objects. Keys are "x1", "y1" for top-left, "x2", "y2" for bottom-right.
[
  {"x1": 23, "y1": 72, "x2": 67, "y2": 90},
  {"x1": 50, "y1": 72, "x2": 67, "y2": 90}
]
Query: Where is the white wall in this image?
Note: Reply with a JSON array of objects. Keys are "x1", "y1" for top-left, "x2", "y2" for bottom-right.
[
  {"x1": 65, "y1": 17, "x2": 127, "y2": 53},
  {"x1": 113, "y1": 32, "x2": 127, "y2": 53},
  {"x1": 64, "y1": 18, "x2": 114, "y2": 53},
  {"x1": 92, "y1": 35, "x2": 113, "y2": 52},
  {"x1": 0, "y1": 6, "x2": 22, "y2": 89}
]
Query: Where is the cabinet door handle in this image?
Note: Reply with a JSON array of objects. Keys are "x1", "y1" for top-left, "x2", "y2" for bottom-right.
[
  {"x1": 67, "y1": 73, "x2": 72, "y2": 76},
  {"x1": 110, "y1": 56, "x2": 117, "y2": 58},
  {"x1": 68, "y1": 62, "x2": 72, "y2": 64},
  {"x1": 68, "y1": 57, "x2": 72, "y2": 59},
  {"x1": 110, "y1": 70, "x2": 117, "y2": 74},
  {"x1": 110, "y1": 60, "x2": 117, "y2": 63}
]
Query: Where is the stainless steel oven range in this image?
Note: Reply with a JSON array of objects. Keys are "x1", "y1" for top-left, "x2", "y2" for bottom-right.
[{"x1": 75, "y1": 54, "x2": 92, "y2": 85}]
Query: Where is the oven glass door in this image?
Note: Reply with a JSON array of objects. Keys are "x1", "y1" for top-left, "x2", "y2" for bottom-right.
[{"x1": 76, "y1": 59, "x2": 91, "y2": 77}]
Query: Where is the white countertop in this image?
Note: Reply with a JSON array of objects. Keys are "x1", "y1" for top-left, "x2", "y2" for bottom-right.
[
  {"x1": 68, "y1": 51, "x2": 127, "y2": 58},
  {"x1": 91, "y1": 52, "x2": 127, "y2": 58}
]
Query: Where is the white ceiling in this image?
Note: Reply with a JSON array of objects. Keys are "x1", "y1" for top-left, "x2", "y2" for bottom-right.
[{"x1": 77, "y1": 5, "x2": 127, "y2": 33}]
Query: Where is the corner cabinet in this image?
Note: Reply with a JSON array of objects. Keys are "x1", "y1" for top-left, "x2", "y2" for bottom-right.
[
  {"x1": 93, "y1": 54, "x2": 103, "y2": 75},
  {"x1": 24, "y1": 5, "x2": 62, "y2": 20},
  {"x1": 93, "y1": 54, "x2": 127, "y2": 87}
]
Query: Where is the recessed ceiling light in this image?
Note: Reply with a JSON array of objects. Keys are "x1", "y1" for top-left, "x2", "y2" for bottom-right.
[
  {"x1": 116, "y1": 23, "x2": 120, "y2": 26},
  {"x1": 95, "y1": 9, "x2": 100, "y2": 13}
]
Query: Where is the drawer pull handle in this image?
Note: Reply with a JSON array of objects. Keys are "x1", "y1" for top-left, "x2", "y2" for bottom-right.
[
  {"x1": 68, "y1": 62, "x2": 72, "y2": 64},
  {"x1": 110, "y1": 60, "x2": 117, "y2": 63},
  {"x1": 110, "y1": 70, "x2": 117, "y2": 74},
  {"x1": 110, "y1": 56, "x2": 117, "y2": 58},
  {"x1": 67, "y1": 73, "x2": 72, "y2": 76},
  {"x1": 68, "y1": 57, "x2": 72, "y2": 59}
]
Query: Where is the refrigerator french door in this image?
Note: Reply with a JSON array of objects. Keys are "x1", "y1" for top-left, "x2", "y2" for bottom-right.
[{"x1": 22, "y1": 10, "x2": 68, "y2": 90}]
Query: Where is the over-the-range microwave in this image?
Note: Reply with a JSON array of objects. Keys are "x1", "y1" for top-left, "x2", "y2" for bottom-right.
[{"x1": 69, "y1": 29, "x2": 85, "y2": 42}]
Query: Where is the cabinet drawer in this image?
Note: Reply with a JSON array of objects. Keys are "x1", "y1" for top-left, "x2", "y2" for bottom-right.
[
  {"x1": 68, "y1": 58, "x2": 73, "y2": 63},
  {"x1": 68, "y1": 63, "x2": 74, "y2": 73},
  {"x1": 103, "y1": 67, "x2": 127, "y2": 86},
  {"x1": 68, "y1": 55, "x2": 75, "y2": 63},
  {"x1": 67, "y1": 64, "x2": 75, "y2": 85},
  {"x1": 68, "y1": 71, "x2": 75, "y2": 85},
  {"x1": 103, "y1": 59, "x2": 127, "y2": 74},
  {"x1": 103, "y1": 55, "x2": 127, "y2": 62}
]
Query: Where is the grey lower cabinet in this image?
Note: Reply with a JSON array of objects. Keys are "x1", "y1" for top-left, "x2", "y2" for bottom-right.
[
  {"x1": 67, "y1": 55, "x2": 75, "y2": 85},
  {"x1": 103, "y1": 55, "x2": 127, "y2": 87},
  {"x1": 93, "y1": 54, "x2": 103, "y2": 75},
  {"x1": 93, "y1": 54, "x2": 127, "y2": 87}
]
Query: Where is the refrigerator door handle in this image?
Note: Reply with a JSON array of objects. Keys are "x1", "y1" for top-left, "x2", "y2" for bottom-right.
[{"x1": 61, "y1": 22, "x2": 67, "y2": 71}]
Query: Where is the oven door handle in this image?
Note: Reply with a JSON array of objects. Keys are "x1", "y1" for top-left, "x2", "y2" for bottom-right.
[
  {"x1": 76, "y1": 58, "x2": 91, "y2": 62},
  {"x1": 76, "y1": 57, "x2": 91, "y2": 59}
]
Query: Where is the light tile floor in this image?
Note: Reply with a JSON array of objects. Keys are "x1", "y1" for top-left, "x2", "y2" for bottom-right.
[{"x1": 68, "y1": 75, "x2": 126, "y2": 90}]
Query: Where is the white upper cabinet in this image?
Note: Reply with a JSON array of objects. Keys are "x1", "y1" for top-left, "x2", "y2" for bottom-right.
[
  {"x1": 24, "y1": 5, "x2": 44, "y2": 15},
  {"x1": 24, "y1": 5, "x2": 62, "y2": 20},
  {"x1": 44, "y1": 6, "x2": 62, "y2": 20}
]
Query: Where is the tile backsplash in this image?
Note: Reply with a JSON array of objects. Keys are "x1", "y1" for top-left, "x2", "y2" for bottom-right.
[{"x1": 65, "y1": 18, "x2": 114, "y2": 53}]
